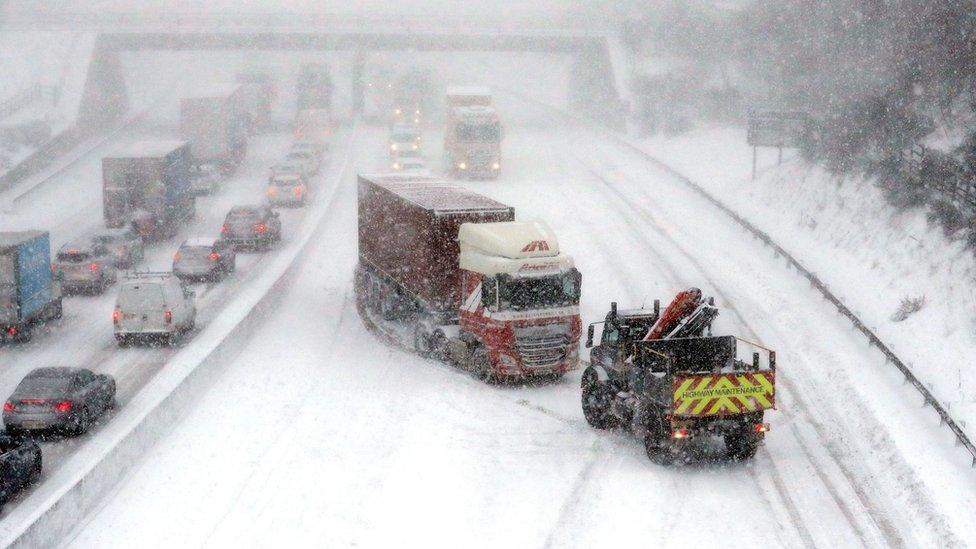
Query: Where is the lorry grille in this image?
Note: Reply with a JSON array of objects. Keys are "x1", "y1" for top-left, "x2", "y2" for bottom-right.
[{"x1": 515, "y1": 327, "x2": 570, "y2": 369}]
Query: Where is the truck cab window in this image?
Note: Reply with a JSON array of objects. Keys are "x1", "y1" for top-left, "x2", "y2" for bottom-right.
[
  {"x1": 603, "y1": 324, "x2": 620, "y2": 345},
  {"x1": 481, "y1": 276, "x2": 497, "y2": 309}
]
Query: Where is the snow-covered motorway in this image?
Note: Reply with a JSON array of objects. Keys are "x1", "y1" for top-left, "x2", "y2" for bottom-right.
[
  {"x1": 61, "y1": 95, "x2": 976, "y2": 547},
  {"x1": 0, "y1": 115, "x2": 345, "y2": 515}
]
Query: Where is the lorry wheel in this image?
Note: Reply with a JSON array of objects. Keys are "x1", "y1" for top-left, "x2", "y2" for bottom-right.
[
  {"x1": 470, "y1": 346, "x2": 496, "y2": 383},
  {"x1": 49, "y1": 300, "x2": 63, "y2": 320},
  {"x1": 725, "y1": 430, "x2": 762, "y2": 461},
  {"x1": 581, "y1": 369, "x2": 617, "y2": 429},
  {"x1": 413, "y1": 324, "x2": 433, "y2": 358}
]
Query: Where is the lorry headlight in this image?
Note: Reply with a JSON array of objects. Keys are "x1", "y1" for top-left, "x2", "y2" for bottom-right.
[
  {"x1": 392, "y1": 163, "x2": 401, "y2": 170},
  {"x1": 391, "y1": 144, "x2": 398, "y2": 151},
  {"x1": 458, "y1": 162, "x2": 467, "y2": 170},
  {"x1": 491, "y1": 162, "x2": 500, "y2": 170},
  {"x1": 498, "y1": 354, "x2": 518, "y2": 369},
  {"x1": 411, "y1": 144, "x2": 418, "y2": 150},
  {"x1": 395, "y1": 108, "x2": 402, "y2": 115}
]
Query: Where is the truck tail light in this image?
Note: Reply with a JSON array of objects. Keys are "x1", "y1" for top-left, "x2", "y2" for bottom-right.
[
  {"x1": 112, "y1": 308, "x2": 121, "y2": 326},
  {"x1": 209, "y1": 252, "x2": 220, "y2": 261},
  {"x1": 53, "y1": 400, "x2": 73, "y2": 413},
  {"x1": 255, "y1": 223, "x2": 267, "y2": 234},
  {"x1": 754, "y1": 423, "x2": 770, "y2": 433},
  {"x1": 672, "y1": 428, "x2": 690, "y2": 439},
  {"x1": 3, "y1": 402, "x2": 13, "y2": 412},
  {"x1": 89, "y1": 262, "x2": 99, "y2": 272},
  {"x1": 164, "y1": 309, "x2": 173, "y2": 324}
]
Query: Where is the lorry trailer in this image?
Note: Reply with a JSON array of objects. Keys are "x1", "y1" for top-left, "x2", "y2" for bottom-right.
[
  {"x1": 0, "y1": 231, "x2": 62, "y2": 343},
  {"x1": 356, "y1": 174, "x2": 582, "y2": 381},
  {"x1": 180, "y1": 84, "x2": 248, "y2": 174},
  {"x1": 102, "y1": 140, "x2": 195, "y2": 241}
]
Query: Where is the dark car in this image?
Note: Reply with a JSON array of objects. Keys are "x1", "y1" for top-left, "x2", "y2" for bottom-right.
[
  {"x1": 91, "y1": 227, "x2": 145, "y2": 269},
  {"x1": 173, "y1": 237, "x2": 236, "y2": 282},
  {"x1": 220, "y1": 205, "x2": 282, "y2": 250},
  {"x1": 0, "y1": 435, "x2": 41, "y2": 505},
  {"x1": 53, "y1": 242, "x2": 118, "y2": 295},
  {"x1": 3, "y1": 368, "x2": 116, "y2": 436}
]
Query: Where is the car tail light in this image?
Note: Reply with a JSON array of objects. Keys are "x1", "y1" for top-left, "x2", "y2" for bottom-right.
[
  {"x1": 89, "y1": 262, "x2": 99, "y2": 272},
  {"x1": 209, "y1": 252, "x2": 220, "y2": 261},
  {"x1": 6, "y1": 326, "x2": 17, "y2": 336},
  {"x1": 112, "y1": 308, "x2": 121, "y2": 326},
  {"x1": 3, "y1": 402, "x2": 13, "y2": 412},
  {"x1": 54, "y1": 400, "x2": 73, "y2": 413},
  {"x1": 267, "y1": 187, "x2": 277, "y2": 197},
  {"x1": 294, "y1": 186, "x2": 304, "y2": 197},
  {"x1": 254, "y1": 223, "x2": 267, "y2": 234},
  {"x1": 164, "y1": 309, "x2": 173, "y2": 324},
  {"x1": 173, "y1": 251, "x2": 182, "y2": 262},
  {"x1": 672, "y1": 428, "x2": 690, "y2": 439},
  {"x1": 754, "y1": 423, "x2": 770, "y2": 433},
  {"x1": 221, "y1": 223, "x2": 229, "y2": 234}
]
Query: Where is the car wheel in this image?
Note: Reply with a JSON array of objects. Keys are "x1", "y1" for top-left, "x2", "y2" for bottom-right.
[
  {"x1": 73, "y1": 408, "x2": 91, "y2": 435},
  {"x1": 28, "y1": 455, "x2": 42, "y2": 484},
  {"x1": 50, "y1": 300, "x2": 63, "y2": 320}
]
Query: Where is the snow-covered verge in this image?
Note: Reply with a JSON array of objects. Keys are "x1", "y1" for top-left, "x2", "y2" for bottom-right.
[
  {"x1": 641, "y1": 126, "x2": 976, "y2": 450},
  {"x1": 0, "y1": 129, "x2": 355, "y2": 548}
]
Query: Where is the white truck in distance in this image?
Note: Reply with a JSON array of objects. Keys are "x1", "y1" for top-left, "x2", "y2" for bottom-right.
[{"x1": 444, "y1": 86, "x2": 501, "y2": 179}]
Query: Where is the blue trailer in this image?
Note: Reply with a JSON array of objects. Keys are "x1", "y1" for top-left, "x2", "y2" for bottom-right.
[
  {"x1": 102, "y1": 141, "x2": 195, "y2": 240},
  {"x1": 0, "y1": 231, "x2": 62, "y2": 342}
]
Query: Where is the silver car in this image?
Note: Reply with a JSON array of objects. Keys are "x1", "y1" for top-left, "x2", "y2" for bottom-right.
[
  {"x1": 53, "y1": 242, "x2": 118, "y2": 295},
  {"x1": 91, "y1": 228, "x2": 145, "y2": 269},
  {"x1": 173, "y1": 238, "x2": 236, "y2": 282}
]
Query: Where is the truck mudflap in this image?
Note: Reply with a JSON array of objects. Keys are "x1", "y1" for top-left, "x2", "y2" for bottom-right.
[{"x1": 672, "y1": 371, "x2": 775, "y2": 417}]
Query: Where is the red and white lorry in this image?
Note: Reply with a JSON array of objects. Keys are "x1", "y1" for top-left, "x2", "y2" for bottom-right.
[{"x1": 356, "y1": 174, "x2": 582, "y2": 381}]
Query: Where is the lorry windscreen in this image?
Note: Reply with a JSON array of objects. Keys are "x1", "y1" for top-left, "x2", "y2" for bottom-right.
[
  {"x1": 457, "y1": 123, "x2": 499, "y2": 142},
  {"x1": 498, "y1": 268, "x2": 581, "y2": 311}
]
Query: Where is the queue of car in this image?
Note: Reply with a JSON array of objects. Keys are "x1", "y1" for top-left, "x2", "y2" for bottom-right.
[{"x1": 0, "y1": 114, "x2": 330, "y2": 507}]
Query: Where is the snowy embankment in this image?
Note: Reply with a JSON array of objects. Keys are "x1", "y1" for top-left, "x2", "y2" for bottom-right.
[{"x1": 641, "y1": 127, "x2": 976, "y2": 448}]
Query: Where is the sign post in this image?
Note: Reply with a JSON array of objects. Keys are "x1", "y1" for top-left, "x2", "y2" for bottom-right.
[{"x1": 747, "y1": 110, "x2": 811, "y2": 180}]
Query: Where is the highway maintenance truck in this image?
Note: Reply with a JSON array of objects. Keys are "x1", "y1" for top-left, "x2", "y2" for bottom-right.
[
  {"x1": 444, "y1": 86, "x2": 501, "y2": 179},
  {"x1": 0, "y1": 231, "x2": 62, "y2": 343},
  {"x1": 180, "y1": 84, "x2": 249, "y2": 174},
  {"x1": 102, "y1": 141, "x2": 195, "y2": 241},
  {"x1": 582, "y1": 288, "x2": 776, "y2": 463},
  {"x1": 356, "y1": 174, "x2": 582, "y2": 381}
]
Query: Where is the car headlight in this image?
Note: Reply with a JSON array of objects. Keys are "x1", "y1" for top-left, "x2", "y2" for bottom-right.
[
  {"x1": 392, "y1": 163, "x2": 401, "y2": 170},
  {"x1": 391, "y1": 144, "x2": 398, "y2": 151},
  {"x1": 491, "y1": 162, "x2": 500, "y2": 170},
  {"x1": 458, "y1": 162, "x2": 467, "y2": 170},
  {"x1": 411, "y1": 144, "x2": 418, "y2": 150},
  {"x1": 395, "y1": 108, "x2": 402, "y2": 115}
]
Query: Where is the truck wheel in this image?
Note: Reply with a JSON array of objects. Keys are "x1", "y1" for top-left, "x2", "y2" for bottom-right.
[
  {"x1": 581, "y1": 368, "x2": 617, "y2": 429},
  {"x1": 470, "y1": 346, "x2": 496, "y2": 383},
  {"x1": 49, "y1": 300, "x2": 63, "y2": 320},
  {"x1": 725, "y1": 430, "x2": 762, "y2": 461},
  {"x1": 380, "y1": 292, "x2": 399, "y2": 321},
  {"x1": 643, "y1": 414, "x2": 682, "y2": 465},
  {"x1": 413, "y1": 323, "x2": 433, "y2": 358}
]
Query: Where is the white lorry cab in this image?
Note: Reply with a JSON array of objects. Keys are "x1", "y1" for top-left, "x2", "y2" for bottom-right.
[{"x1": 113, "y1": 272, "x2": 196, "y2": 346}]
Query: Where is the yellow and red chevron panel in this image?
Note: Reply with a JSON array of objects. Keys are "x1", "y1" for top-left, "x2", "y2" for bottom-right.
[{"x1": 672, "y1": 372, "x2": 775, "y2": 417}]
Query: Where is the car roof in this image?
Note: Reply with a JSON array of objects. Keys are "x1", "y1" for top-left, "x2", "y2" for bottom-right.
[
  {"x1": 182, "y1": 237, "x2": 217, "y2": 247},
  {"x1": 58, "y1": 242, "x2": 95, "y2": 252},
  {"x1": 94, "y1": 228, "x2": 132, "y2": 237},
  {"x1": 26, "y1": 367, "x2": 86, "y2": 379},
  {"x1": 230, "y1": 205, "x2": 264, "y2": 214}
]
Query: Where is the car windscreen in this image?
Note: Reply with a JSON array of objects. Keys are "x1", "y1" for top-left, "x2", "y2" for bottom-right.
[
  {"x1": 228, "y1": 210, "x2": 259, "y2": 222},
  {"x1": 117, "y1": 283, "x2": 164, "y2": 309},
  {"x1": 178, "y1": 246, "x2": 212, "y2": 260},
  {"x1": 16, "y1": 376, "x2": 71, "y2": 398},
  {"x1": 57, "y1": 251, "x2": 92, "y2": 263},
  {"x1": 286, "y1": 152, "x2": 310, "y2": 161}
]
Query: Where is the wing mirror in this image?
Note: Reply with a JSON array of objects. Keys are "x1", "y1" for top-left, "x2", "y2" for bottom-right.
[{"x1": 586, "y1": 324, "x2": 595, "y2": 348}]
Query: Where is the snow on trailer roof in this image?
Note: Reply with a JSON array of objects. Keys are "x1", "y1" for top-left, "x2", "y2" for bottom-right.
[
  {"x1": 182, "y1": 237, "x2": 218, "y2": 248},
  {"x1": 361, "y1": 174, "x2": 510, "y2": 214},
  {"x1": 109, "y1": 140, "x2": 188, "y2": 159},
  {"x1": 446, "y1": 86, "x2": 491, "y2": 97},
  {"x1": 0, "y1": 230, "x2": 46, "y2": 250}
]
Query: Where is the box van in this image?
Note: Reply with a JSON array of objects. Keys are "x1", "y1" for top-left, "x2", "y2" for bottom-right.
[{"x1": 113, "y1": 273, "x2": 196, "y2": 345}]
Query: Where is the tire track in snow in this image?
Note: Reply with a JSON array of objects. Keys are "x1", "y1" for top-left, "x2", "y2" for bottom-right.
[{"x1": 566, "y1": 147, "x2": 906, "y2": 548}]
